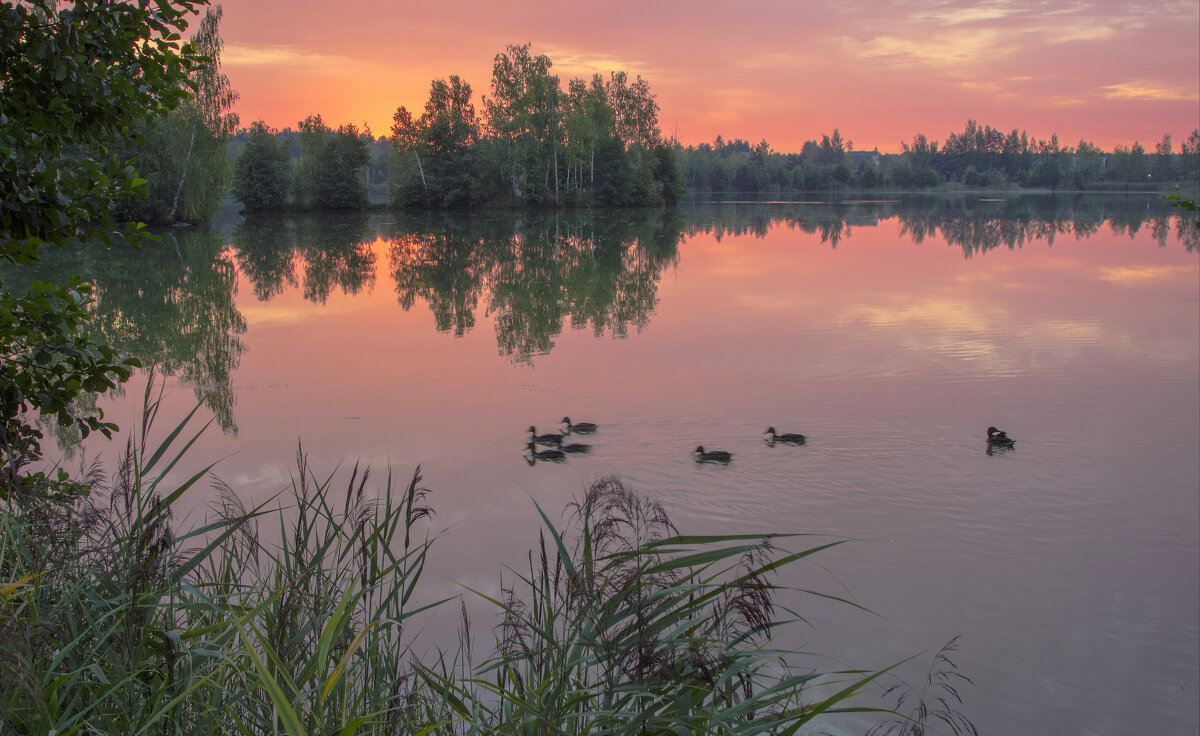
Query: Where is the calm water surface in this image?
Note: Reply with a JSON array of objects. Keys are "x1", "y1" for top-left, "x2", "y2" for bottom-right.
[{"x1": 29, "y1": 195, "x2": 1200, "y2": 735}]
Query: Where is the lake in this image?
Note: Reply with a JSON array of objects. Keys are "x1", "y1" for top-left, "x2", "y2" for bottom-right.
[{"x1": 20, "y1": 193, "x2": 1200, "y2": 735}]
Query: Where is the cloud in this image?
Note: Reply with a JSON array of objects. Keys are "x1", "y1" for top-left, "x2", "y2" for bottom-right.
[
  {"x1": 911, "y1": 4, "x2": 1017, "y2": 25},
  {"x1": 529, "y1": 43, "x2": 659, "y2": 80},
  {"x1": 734, "y1": 51, "x2": 821, "y2": 71},
  {"x1": 1046, "y1": 23, "x2": 1120, "y2": 42},
  {"x1": 223, "y1": 44, "x2": 372, "y2": 72},
  {"x1": 847, "y1": 29, "x2": 1010, "y2": 68},
  {"x1": 1102, "y1": 81, "x2": 1199, "y2": 102}
]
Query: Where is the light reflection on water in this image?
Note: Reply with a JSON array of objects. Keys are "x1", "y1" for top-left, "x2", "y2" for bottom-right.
[{"x1": 20, "y1": 194, "x2": 1199, "y2": 736}]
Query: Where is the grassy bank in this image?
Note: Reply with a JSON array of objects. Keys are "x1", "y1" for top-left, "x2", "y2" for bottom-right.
[{"x1": 1, "y1": 384, "x2": 903, "y2": 735}]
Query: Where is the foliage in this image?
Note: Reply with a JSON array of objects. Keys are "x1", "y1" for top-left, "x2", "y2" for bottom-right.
[
  {"x1": 422, "y1": 477, "x2": 890, "y2": 734},
  {"x1": 0, "y1": 0, "x2": 202, "y2": 255},
  {"x1": 0, "y1": 0, "x2": 206, "y2": 467},
  {"x1": 2, "y1": 226, "x2": 247, "y2": 438},
  {"x1": 294, "y1": 116, "x2": 371, "y2": 210},
  {"x1": 233, "y1": 121, "x2": 292, "y2": 212},
  {"x1": 0, "y1": 279, "x2": 137, "y2": 470},
  {"x1": 112, "y1": 4, "x2": 239, "y2": 224},
  {"x1": 1163, "y1": 191, "x2": 1200, "y2": 229},
  {"x1": 380, "y1": 43, "x2": 680, "y2": 209},
  {"x1": 484, "y1": 43, "x2": 562, "y2": 205},
  {"x1": 681, "y1": 122, "x2": 1200, "y2": 194},
  {"x1": 0, "y1": 385, "x2": 892, "y2": 734},
  {"x1": 392, "y1": 76, "x2": 483, "y2": 208}
]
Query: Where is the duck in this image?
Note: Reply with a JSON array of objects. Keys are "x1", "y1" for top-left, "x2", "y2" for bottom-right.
[
  {"x1": 558, "y1": 442, "x2": 593, "y2": 453},
  {"x1": 529, "y1": 426, "x2": 564, "y2": 446},
  {"x1": 986, "y1": 426, "x2": 1015, "y2": 447},
  {"x1": 526, "y1": 442, "x2": 565, "y2": 461},
  {"x1": 560, "y1": 417, "x2": 598, "y2": 434},
  {"x1": 694, "y1": 446, "x2": 732, "y2": 462},
  {"x1": 765, "y1": 427, "x2": 806, "y2": 444}
]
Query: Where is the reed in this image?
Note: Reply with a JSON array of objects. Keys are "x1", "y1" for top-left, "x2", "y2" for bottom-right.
[
  {"x1": 868, "y1": 636, "x2": 978, "y2": 736},
  {"x1": 1, "y1": 380, "x2": 898, "y2": 735}
]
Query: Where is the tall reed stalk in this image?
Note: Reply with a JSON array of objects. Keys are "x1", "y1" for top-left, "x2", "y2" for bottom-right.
[{"x1": 1, "y1": 377, "x2": 898, "y2": 734}]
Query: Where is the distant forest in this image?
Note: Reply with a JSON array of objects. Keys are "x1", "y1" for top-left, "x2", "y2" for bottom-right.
[
  {"x1": 679, "y1": 124, "x2": 1200, "y2": 195},
  {"x1": 228, "y1": 116, "x2": 1198, "y2": 217}
]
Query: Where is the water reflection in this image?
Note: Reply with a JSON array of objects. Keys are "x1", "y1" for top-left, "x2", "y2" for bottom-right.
[
  {"x1": 233, "y1": 213, "x2": 377, "y2": 304},
  {"x1": 387, "y1": 209, "x2": 683, "y2": 362},
  {"x1": 8, "y1": 194, "x2": 1195, "y2": 735},
  {"x1": 2, "y1": 229, "x2": 246, "y2": 436},
  {"x1": 5, "y1": 194, "x2": 1194, "y2": 443},
  {"x1": 686, "y1": 193, "x2": 1198, "y2": 254}
]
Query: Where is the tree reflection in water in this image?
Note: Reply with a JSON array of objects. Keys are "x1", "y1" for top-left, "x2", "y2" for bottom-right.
[
  {"x1": 233, "y1": 212, "x2": 377, "y2": 304},
  {"x1": 684, "y1": 193, "x2": 1196, "y2": 255},
  {"x1": 387, "y1": 208, "x2": 683, "y2": 363},
  {"x1": 4, "y1": 228, "x2": 246, "y2": 439},
  {"x1": 5, "y1": 193, "x2": 1190, "y2": 446}
]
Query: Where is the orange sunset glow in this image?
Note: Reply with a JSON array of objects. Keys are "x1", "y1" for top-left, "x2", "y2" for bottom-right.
[{"x1": 220, "y1": 0, "x2": 1200, "y2": 153}]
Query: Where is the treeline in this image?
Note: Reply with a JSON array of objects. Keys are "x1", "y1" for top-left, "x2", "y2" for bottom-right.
[
  {"x1": 681, "y1": 122, "x2": 1200, "y2": 195},
  {"x1": 109, "y1": 9, "x2": 1199, "y2": 224},
  {"x1": 231, "y1": 44, "x2": 686, "y2": 214}
]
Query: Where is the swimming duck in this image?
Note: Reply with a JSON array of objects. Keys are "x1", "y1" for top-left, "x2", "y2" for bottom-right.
[
  {"x1": 526, "y1": 442, "x2": 565, "y2": 461},
  {"x1": 694, "y1": 446, "x2": 732, "y2": 462},
  {"x1": 561, "y1": 417, "x2": 598, "y2": 433},
  {"x1": 529, "y1": 426, "x2": 564, "y2": 446},
  {"x1": 765, "y1": 427, "x2": 806, "y2": 444},
  {"x1": 558, "y1": 442, "x2": 593, "y2": 453},
  {"x1": 986, "y1": 426, "x2": 1015, "y2": 447}
]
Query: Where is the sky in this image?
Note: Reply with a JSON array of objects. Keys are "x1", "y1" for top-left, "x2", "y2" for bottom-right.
[{"x1": 217, "y1": 0, "x2": 1199, "y2": 153}]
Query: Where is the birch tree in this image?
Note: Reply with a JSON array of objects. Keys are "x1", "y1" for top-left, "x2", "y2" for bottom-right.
[
  {"x1": 392, "y1": 76, "x2": 481, "y2": 207},
  {"x1": 166, "y1": 4, "x2": 239, "y2": 222},
  {"x1": 484, "y1": 44, "x2": 560, "y2": 204}
]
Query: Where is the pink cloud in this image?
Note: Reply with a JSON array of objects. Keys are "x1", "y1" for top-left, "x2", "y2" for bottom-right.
[{"x1": 220, "y1": 0, "x2": 1199, "y2": 152}]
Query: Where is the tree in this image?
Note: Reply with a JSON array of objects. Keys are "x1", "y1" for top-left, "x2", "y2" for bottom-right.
[
  {"x1": 233, "y1": 121, "x2": 292, "y2": 211},
  {"x1": 1072, "y1": 140, "x2": 1105, "y2": 187},
  {"x1": 484, "y1": 43, "x2": 561, "y2": 204},
  {"x1": 391, "y1": 76, "x2": 482, "y2": 207},
  {"x1": 311, "y1": 123, "x2": 371, "y2": 210},
  {"x1": 1154, "y1": 134, "x2": 1175, "y2": 181},
  {"x1": 562, "y1": 75, "x2": 614, "y2": 195},
  {"x1": 1, "y1": 0, "x2": 206, "y2": 466},
  {"x1": 391, "y1": 105, "x2": 429, "y2": 201},
  {"x1": 1109, "y1": 142, "x2": 1150, "y2": 183},
  {"x1": 165, "y1": 4, "x2": 238, "y2": 221},
  {"x1": 605, "y1": 71, "x2": 660, "y2": 150},
  {"x1": 111, "y1": 4, "x2": 239, "y2": 223},
  {"x1": 294, "y1": 114, "x2": 329, "y2": 209}
]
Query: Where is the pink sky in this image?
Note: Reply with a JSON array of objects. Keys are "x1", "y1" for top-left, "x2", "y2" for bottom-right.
[{"x1": 218, "y1": 0, "x2": 1199, "y2": 153}]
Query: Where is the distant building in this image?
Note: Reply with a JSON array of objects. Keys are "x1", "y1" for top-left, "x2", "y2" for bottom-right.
[{"x1": 849, "y1": 150, "x2": 881, "y2": 168}]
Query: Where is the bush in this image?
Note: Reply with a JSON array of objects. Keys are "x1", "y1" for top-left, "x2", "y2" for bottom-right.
[{"x1": 233, "y1": 121, "x2": 292, "y2": 212}]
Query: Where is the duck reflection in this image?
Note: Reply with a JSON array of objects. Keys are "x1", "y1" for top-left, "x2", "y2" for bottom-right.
[{"x1": 525, "y1": 441, "x2": 566, "y2": 463}]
